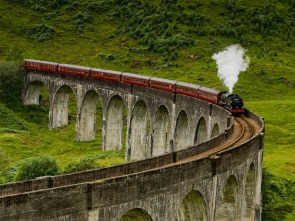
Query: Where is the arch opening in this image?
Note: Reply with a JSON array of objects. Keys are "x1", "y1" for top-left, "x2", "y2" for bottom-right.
[
  {"x1": 105, "y1": 95, "x2": 127, "y2": 151},
  {"x1": 243, "y1": 163, "x2": 256, "y2": 221},
  {"x1": 24, "y1": 81, "x2": 45, "y2": 105},
  {"x1": 76, "y1": 90, "x2": 101, "y2": 142},
  {"x1": 51, "y1": 85, "x2": 76, "y2": 129},
  {"x1": 194, "y1": 117, "x2": 207, "y2": 145},
  {"x1": 119, "y1": 208, "x2": 152, "y2": 221},
  {"x1": 175, "y1": 190, "x2": 208, "y2": 221},
  {"x1": 152, "y1": 105, "x2": 170, "y2": 156},
  {"x1": 211, "y1": 123, "x2": 220, "y2": 139},
  {"x1": 129, "y1": 100, "x2": 150, "y2": 160},
  {"x1": 174, "y1": 111, "x2": 189, "y2": 150},
  {"x1": 215, "y1": 176, "x2": 239, "y2": 221}
]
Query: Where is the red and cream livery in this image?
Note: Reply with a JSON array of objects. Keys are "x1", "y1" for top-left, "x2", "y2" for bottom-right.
[{"x1": 23, "y1": 59, "x2": 244, "y2": 115}]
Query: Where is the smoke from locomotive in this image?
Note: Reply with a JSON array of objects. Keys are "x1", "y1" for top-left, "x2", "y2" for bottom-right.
[{"x1": 212, "y1": 44, "x2": 250, "y2": 93}]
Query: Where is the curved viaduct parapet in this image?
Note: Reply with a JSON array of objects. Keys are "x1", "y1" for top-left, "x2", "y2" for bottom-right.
[{"x1": 0, "y1": 67, "x2": 264, "y2": 221}]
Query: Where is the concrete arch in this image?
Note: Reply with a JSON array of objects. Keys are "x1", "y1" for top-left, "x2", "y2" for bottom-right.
[
  {"x1": 152, "y1": 105, "x2": 171, "y2": 156},
  {"x1": 119, "y1": 208, "x2": 153, "y2": 221},
  {"x1": 50, "y1": 85, "x2": 77, "y2": 129},
  {"x1": 129, "y1": 100, "x2": 150, "y2": 160},
  {"x1": 211, "y1": 123, "x2": 220, "y2": 139},
  {"x1": 105, "y1": 95, "x2": 127, "y2": 151},
  {"x1": 174, "y1": 110, "x2": 189, "y2": 150},
  {"x1": 243, "y1": 163, "x2": 256, "y2": 221},
  {"x1": 24, "y1": 81, "x2": 46, "y2": 105},
  {"x1": 76, "y1": 90, "x2": 100, "y2": 141},
  {"x1": 215, "y1": 175, "x2": 239, "y2": 221},
  {"x1": 194, "y1": 117, "x2": 207, "y2": 145},
  {"x1": 175, "y1": 190, "x2": 208, "y2": 221}
]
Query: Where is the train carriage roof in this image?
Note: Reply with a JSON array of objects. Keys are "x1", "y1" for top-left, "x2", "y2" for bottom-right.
[
  {"x1": 122, "y1": 72, "x2": 151, "y2": 80},
  {"x1": 58, "y1": 64, "x2": 91, "y2": 71},
  {"x1": 176, "y1": 82, "x2": 201, "y2": 89},
  {"x1": 24, "y1": 59, "x2": 58, "y2": 66},
  {"x1": 91, "y1": 68, "x2": 122, "y2": 75},
  {"x1": 150, "y1": 77, "x2": 177, "y2": 84},
  {"x1": 199, "y1": 86, "x2": 221, "y2": 94}
]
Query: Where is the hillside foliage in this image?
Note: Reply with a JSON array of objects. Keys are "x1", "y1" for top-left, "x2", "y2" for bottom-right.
[{"x1": 0, "y1": 0, "x2": 294, "y2": 220}]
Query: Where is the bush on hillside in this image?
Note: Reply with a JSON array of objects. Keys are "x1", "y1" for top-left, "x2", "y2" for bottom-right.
[
  {"x1": 64, "y1": 157, "x2": 101, "y2": 174},
  {"x1": 26, "y1": 24, "x2": 55, "y2": 42},
  {"x1": 8, "y1": 0, "x2": 68, "y2": 12},
  {"x1": 0, "y1": 148, "x2": 10, "y2": 184},
  {"x1": 13, "y1": 155, "x2": 61, "y2": 181},
  {"x1": 5, "y1": 45, "x2": 23, "y2": 62},
  {"x1": 262, "y1": 169, "x2": 295, "y2": 220},
  {"x1": 72, "y1": 13, "x2": 94, "y2": 32},
  {"x1": 0, "y1": 62, "x2": 23, "y2": 102}
]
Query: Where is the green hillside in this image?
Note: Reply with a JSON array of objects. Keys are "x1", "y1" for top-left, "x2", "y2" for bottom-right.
[{"x1": 0, "y1": 0, "x2": 294, "y2": 219}]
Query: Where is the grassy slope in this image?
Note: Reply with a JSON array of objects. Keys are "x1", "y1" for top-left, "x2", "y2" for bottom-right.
[
  {"x1": 0, "y1": 0, "x2": 294, "y2": 176},
  {"x1": 0, "y1": 0, "x2": 295, "y2": 218}
]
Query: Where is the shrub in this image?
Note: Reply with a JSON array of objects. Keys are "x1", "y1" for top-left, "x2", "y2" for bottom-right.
[
  {"x1": 177, "y1": 13, "x2": 204, "y2": 27},
  {"x1": 5, "y1": 45, "x2": 23, "y2": 62},
  {"x1": 262, "y1": 169, "x2": 295, "y2": 220},
  {"x1": 0, "y1": 148, "x2": 10, "y2": 184},
  {"x1": 105, "y1": 54, "x2": 115, "y2": 61},
  {"x1": 13, "y1": 155, "x2": 61, "y2": 181},
  {"x1": 96, "y1": 53, "x2": 106, "y2": 59},
  {"x1": 82, "y1": 1, "x2": 110, "y2": 13},
  {"x1": 26, "y1": 24, "x2": 55, "y2": 42},
  {"x1": 64, "y1": 157, "x2": 101, "y2": 174},
  {"x1": 0, "y1": 61, "x2": 23, "y2": 102},
  {"x1": 72, "y1": 13, "x2": 94, "y2": 32},
  {"x1": 8, "y1": 0, "x2": 68, "y2": 12}
]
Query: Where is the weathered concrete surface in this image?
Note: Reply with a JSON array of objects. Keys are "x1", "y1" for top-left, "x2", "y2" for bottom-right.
[
  {"x1": 1, "y1": 69, "x2": 264, "y2": 221},
  {"x1": 22, "y1": 70, "x2": 228, "y2": 160},
  {"x1": 0, "y1": 107, "x2": 264, "y2": 221},
  {"x1": 0, "y1": 140, "x2": 263, "y2": 221}
]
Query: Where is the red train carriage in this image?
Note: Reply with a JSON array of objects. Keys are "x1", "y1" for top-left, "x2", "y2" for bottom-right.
[
  {"x1": 90, "y1": 68, "x2": 122, "y2": 82},
  {"x1": 57, "y1": 64, "x2": 91, "y2": 77},
  {"x1": 121, "y1": 73, "x2": 151, "y2": 87},
  {"x1": 150, "y1": 77, "x2": 177, "y2": 93},
  {"x1": 24, "y1": 59, "x2": 58, "y2": 72},
  {"x1": 199, "y1": 87, "x2": 222, "y2": 104},
  {"x1": 175, "y1": 82, "x2": 201, "y2": 98}
]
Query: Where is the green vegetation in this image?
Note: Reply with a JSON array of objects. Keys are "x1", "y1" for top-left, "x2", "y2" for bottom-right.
[
  {"x1": 262, "y1": 169, "x2": 295, "y2": 221},
  {"x1": 26, "y1": 24, "x2": 55, "y2": 42},
  {"x1": 0, "y1": 148, "x2": 10, "y2": 183},
  {"x1": 13, "y1": 155, "x2": 61, "y2": 181},
  {"x1": 0, "y1": 0, "x2": 294, "y2": 219}
]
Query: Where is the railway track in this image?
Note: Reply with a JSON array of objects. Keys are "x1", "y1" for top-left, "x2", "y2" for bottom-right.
[
  {"x1": 174, "y1": 114, "x2": 257, "y2": 164},
  {"x1": 210, "y1": 115, "x2": 254, "y2": 154}
]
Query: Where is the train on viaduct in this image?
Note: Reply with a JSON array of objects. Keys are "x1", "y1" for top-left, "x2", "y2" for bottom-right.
[{"x1": 0, "y1": 60, "x2": 264, "y2": 221}]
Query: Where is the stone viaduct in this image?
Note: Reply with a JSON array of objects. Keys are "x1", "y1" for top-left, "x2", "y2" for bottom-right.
[{"x1": 0, "y1": 68, "x2": 264, "y2": 221}]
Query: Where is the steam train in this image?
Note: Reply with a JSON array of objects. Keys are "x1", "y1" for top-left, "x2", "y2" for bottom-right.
[{"x1": 24, "y1": 59, "x2": 244, "y2": 116}]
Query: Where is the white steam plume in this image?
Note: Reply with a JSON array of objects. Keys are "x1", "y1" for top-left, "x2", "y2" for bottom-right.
[{"x1": 212, "y1": 44, "x2": 250, "y2": 93}]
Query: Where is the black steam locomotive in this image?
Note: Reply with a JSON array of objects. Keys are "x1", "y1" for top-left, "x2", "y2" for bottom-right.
[{"x1": 219, "y1": 93, "x2": 244, "y2": 116}]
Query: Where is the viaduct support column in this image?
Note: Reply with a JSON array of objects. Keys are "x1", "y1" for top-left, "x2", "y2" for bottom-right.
[
  {"x1": 169, "y1": 103, "x2": 176, "y2": 152},
  {"x1": 125, "y1": 93, "x2": 134, "y2": 160},
  {"x1": 75, "y1": 90, "x2": 99, "y2": 142}
]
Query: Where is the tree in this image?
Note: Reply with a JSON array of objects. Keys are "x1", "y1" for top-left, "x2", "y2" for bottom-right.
[
  {"x1": 13, "y1": 155, "x2": 61, "y2": 181},
  {"x1": 0, "y1": 62, "x2": 24, "y2": 102}
]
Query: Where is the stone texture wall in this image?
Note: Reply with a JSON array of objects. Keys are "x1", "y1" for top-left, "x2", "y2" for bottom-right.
[
  {"x1": 22, "y1": 71, "x2": 229, "y2": 160},
  {"x1": 0, "y1": 110, "x2": 264, "y2": 221},
  {"x1": 0, "y1": 70, "x2": 265, "y2": 220}
]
